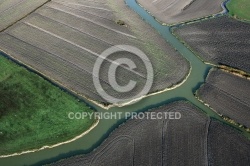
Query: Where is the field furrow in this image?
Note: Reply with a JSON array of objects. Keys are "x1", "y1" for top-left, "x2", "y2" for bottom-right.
[
  {"x1": 174, "y1": 16, "x2": 250, "y2": 73},
  {"x1": 49, "y1": 101, "x2": 250, "y2": 166},
  {"x1": 54, "y1": 0, "x2": 110, "y2": 10},
  {"x1": 208, "y1": 120, "x2": 250, "y2": 166},
  {"x1": 53, "y1": 1, "x2": 114, "y2": 21},
  {"x1": 0, "y1": 0, "x2": 189, "y2": 105},
  {"x1": 198, "y1": 69, "x2": 250, "y2": 128},
  {"x1": 50, "y1": 1, "x2": 131, "y2": 35},
  {"x1": 45, "y1": 2, "x2": 136, "y2": 39},
  {"x1": 36, "y1": 6, "x2": 140, "y2": 49},
  {"x1": 0, "y1": 33, "x2": 107, "y2": 102},
  {"x1": 163, "y1": 103, "x2": 209, "y2": 166},
  {"x1": 0, "y1": 0, "x2": 49, "y2": 31},
  {"x1": 0, "y1": 0, "x2": 25, "y2": 14},
  {"x1": 137, "y1": 0, "x2": 224, "y2": 24},
  {"x1": 56, "y1": 1, "x2": 114, "y2": 20}
]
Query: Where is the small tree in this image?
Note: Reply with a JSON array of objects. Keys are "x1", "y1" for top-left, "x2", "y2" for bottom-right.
[{"x1": 116, "y1": 20, "x2": 125, "y2": 26}]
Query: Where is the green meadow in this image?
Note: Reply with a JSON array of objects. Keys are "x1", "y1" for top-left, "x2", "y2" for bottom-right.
[{"x1": 0, "y1": 55, "x2": 95, "y2": 155}]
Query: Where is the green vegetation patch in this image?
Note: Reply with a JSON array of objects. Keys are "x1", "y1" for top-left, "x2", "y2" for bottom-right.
[
  {"x1": 0, "y1": 55, "x2": 95, "y2": 155},
  {"x1": 227, "y1": 0, "x2": 250, "y2": 21}
]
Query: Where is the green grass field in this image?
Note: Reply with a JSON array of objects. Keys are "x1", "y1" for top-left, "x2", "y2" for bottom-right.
[
  {"x1": 227, "y1": 0, "x2": 250, "y2": 21},
  {"x1": 0, "y1": 55, "x2": 95, "y2": 155}
]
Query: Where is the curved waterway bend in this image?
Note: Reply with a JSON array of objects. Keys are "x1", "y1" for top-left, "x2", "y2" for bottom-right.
[{"x1": 0, "y1": 0, "x2": 248, "y2": 165}]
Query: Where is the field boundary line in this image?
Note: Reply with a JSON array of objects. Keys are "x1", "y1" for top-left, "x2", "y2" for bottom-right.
[
  {"x1": 4, "y1": 31, "x2": 111, "y2": 88},
  {"x1": 0, "y1": 47, "x2": 110, "y2": 109},
  {"x1": 0, "y1": 0, "x2": 51, "y2": 33},
  {"x1": 194, "y1": 94, "x2": 250, "y2": 136},
  {"x1": 204, "y1": 118, "x2": 211, "y2": 166}
]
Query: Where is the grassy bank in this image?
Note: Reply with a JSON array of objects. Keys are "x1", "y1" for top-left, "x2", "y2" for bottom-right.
[
  {"x1": 0, "y1": 55, "x2": 95, "y2": 156},
  {"x1": 227, "y1": 0, "x2": 250, "y2": 20}
]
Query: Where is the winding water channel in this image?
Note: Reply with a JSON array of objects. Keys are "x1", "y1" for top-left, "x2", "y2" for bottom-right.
[{"x1": 0, "y1": 0, "x2": 249, "y2": 165}]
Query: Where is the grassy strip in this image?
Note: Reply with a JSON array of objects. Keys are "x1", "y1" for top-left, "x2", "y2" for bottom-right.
[
  {"x1": 220, "y1": 115, "x2": 250, "y2": 133},
  {"x1": 0, "y1": 55, "x2": 95, "y2": 155},
  {"x1": 219, "y1": 65, "x2": 250, "y2": 78},
  {"x1": 227, "y1": 0, "x2": 250, "y2": 21}
]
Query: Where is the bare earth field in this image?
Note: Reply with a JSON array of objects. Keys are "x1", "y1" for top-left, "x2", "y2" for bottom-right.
[
  {"x1": 174, "y1": 16, "x2": 250, "y2": 73},
  {"x1": 198, "y1": 69, "x2": 250, "y2": 128},
  {"x1": 137, "y1": 0, "x2": 224, "y2": 25},
  {"x1": 208, "y1": 120, "x2": 250, "y2": 166},
  {"x1": 48, "y1": 101, "x2": 250, "y2": 166},
  {"x1": 0, "y1": 0, "x2": 49, "y2": 31},
  {"x1": 0, "y1": 0, "x2": 189, "y2": 105}
]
